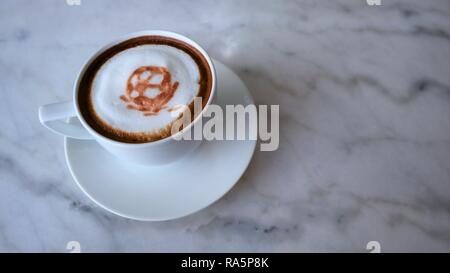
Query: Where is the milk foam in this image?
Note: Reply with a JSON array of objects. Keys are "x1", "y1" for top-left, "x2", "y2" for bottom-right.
[{"x1": 91, "y1": 44, "x2": 200, "y2": 133}]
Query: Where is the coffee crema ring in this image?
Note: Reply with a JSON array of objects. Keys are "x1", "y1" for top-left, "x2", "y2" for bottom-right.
[{"x1": 120, "y1": 66, "x2": 179, "y2": 116}]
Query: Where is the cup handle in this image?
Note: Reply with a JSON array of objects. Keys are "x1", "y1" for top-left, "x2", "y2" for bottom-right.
[{"x1": 38, "y1": 101, "x2": 93, "y2": 139}]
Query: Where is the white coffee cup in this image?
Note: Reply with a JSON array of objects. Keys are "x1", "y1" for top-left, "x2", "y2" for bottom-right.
[{"x1": 38, "y1": 30, "x2": 216, "y2": 165}]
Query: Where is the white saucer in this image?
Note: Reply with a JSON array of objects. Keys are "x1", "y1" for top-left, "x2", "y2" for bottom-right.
[{"x1": 64, "y1": 60, "x2": 256, "y2": 221}]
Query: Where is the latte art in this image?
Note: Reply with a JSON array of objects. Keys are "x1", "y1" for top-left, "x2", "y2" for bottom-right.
[
  {"x1": 78, "y1": 36, "x2": 212, "y2": 143},
  {"x1": 120, "y1": 66, "x2": 180, "y2": 116}
]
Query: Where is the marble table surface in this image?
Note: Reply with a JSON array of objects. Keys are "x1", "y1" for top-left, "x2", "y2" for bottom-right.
[{"x1": 1, "y1": 0, "x2": 450, "y2": 252}]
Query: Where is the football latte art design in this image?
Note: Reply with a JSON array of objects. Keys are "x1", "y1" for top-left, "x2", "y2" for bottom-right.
[
  {"x1": 78, "y1": 36, "x2": 212, "y2": 143},
  {"x1": 120, "y1": 66, "x2": 179, "y2": 116}
]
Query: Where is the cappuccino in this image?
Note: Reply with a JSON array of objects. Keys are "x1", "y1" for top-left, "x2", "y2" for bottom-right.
[{"x1": 78, "y1": 36, "x2": 212, "y2": 143}]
